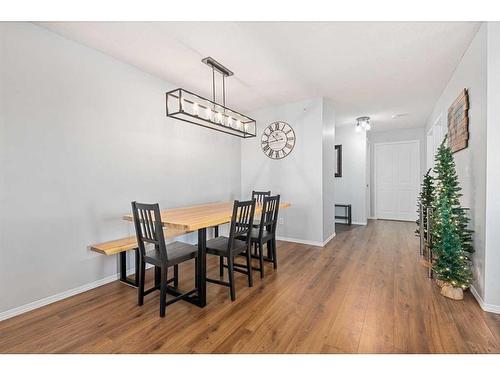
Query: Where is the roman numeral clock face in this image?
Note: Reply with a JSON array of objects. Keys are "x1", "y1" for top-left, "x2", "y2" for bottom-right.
[{"x1": 261, "y1": 121, "x2": 296, "y2": 159}]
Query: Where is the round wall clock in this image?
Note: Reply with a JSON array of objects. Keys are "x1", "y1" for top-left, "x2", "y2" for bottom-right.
[{"x1": 261, "y1": 121, "x2": 296, "y2": 159}]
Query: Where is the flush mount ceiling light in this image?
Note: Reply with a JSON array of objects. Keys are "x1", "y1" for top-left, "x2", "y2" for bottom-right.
[
  {"x1": 355, "y1": 116, "x2": 371, "y2": 132},
  {"x1": 166, "y1": 57, "x2": 256, "y2": 138}
]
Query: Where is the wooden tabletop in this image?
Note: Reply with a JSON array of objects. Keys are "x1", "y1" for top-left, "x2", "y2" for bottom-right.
[{"x1": 122, "y1": 201, "x2": 291, "y2": 231}]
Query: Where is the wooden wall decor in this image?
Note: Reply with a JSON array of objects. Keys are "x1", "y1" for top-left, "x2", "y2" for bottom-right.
[{"x1": 447, "y1": 89, "x2": 469, "y2": 153}]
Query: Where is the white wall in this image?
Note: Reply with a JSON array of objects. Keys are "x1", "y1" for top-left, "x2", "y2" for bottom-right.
[
  {"x1": 425, "y1": 24, "x2": 488, "y2": 302},
  {"x1": 334, "y1": 126, "x2": 367, "y2": 225},
  {"x1": 241, "y1": 97, "x2": 334, "y2": 245},
  {"x1": 322, "y1": 99, "x2": 336, "y2": 242},
  {"x1": 368, "y1": 127, "x2": 426, "y2": 218},
  {"x1": 485, "y1": 22, "x2": 500, "y2": 308},
  {"x1": 0, "y1": 23, "x2": 242, "y2": 314}
]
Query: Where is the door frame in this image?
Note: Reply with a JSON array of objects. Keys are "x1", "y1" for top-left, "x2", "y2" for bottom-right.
[
  {"x1": 373, "y1": 139, "x2": 421, "y2": 220},
  {"x1": 366, "y1": 139, "x2": 372, "y2": 219},
  {"x1": 427, "y1": 114, "x2": 443, "y2": 171}
]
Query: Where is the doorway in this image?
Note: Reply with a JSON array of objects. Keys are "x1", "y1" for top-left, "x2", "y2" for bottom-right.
[{"x1": 374, "y1": 140, "x2": 420, "y2": 221}]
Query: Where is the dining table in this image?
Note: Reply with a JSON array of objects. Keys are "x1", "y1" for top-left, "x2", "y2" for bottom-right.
[{"x1": 122, "y1": 200, "x2": 291, "y2": 307}]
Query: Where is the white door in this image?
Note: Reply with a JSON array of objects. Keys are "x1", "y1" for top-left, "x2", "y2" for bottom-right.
[{"x1": 375, "y1": 141, "x2": 420, "y2": 221}]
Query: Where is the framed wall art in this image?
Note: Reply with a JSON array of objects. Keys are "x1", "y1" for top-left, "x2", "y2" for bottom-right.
[{"x1": 334, "y1": 144, "x2": 342, "y2": 177}]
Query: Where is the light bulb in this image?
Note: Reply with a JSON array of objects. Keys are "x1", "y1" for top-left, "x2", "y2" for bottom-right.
[
  {"x1": 193, "y1": 102, "x2": 199, "y2": 116},
  {"x1": 215, "y1": 111, "x2": 222, "y2": 123},
  {"x1": 355, "y1": 125, "x2": 362, "y2": 133},
  {"x1": 365, "y1": 122, "x2": 372, "y2": 131},
  {"x1": 206, "y1": 107, "x2": 212, "y2": 120},
  {"x1": 228, "y1": 117, "x2": 233, "y2": 127},
  {"x1": 236, "y1": 120, "x2": 242, "y2": 130}
]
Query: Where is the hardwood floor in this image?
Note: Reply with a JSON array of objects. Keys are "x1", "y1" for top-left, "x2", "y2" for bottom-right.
[{"x1": 1, "y1": 220, "x2": 499, "y2": 353}]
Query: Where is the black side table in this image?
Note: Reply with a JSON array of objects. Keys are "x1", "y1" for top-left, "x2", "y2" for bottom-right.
[{"x1": 335, "y1": 204, "x2": 352, "y2": 225}]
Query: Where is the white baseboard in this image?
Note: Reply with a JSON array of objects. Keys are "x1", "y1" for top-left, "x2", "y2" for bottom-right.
[
  {"x1": 470, "y1": 286, "x2": 500, "y2": 314},
  {"x1": 335, "y1": 221, "x2": 367, "y2": 226},
  {"x1": 0, "y1": 273, "x2": 119, "y2": 322},
  {"x1": 277, "y1": 233, "x2": 336, "y2": 247},
  {"x1": 0, "y1": 264, "x2": 152, "y2": 322},
  {"x1": 323, "y1": 232, "x2": 336, "y2": 246},
  {"x1": 276, "y1": 236, "x2": 323, "y2": 247}
]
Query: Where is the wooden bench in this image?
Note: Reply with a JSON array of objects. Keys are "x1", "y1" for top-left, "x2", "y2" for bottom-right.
[{"x1": 90, "y1": 227, "x2": 190, "y2": 287}]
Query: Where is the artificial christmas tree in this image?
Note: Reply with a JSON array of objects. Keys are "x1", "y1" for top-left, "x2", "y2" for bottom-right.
[
  {"x1": 416, "y1": 169, "x2": 434, "y2": 234},
  {"x1": 416, "y1": 168, "x2": 434, "y2": 261},
  {"x1": 431, "y1": 136, "x2": 474, "y2": 299}
]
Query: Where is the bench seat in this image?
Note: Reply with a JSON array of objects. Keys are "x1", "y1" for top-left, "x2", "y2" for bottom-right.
[{"x1": 90, "y1": 227, "x2": 190, "y2": 256}]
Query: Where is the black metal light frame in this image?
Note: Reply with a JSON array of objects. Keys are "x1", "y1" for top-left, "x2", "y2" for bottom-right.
[
  {"x1": 166, "y1": 88, "x2": 256, "y2": 138},
  {"x1": 166, "y1": 57, "x2": 256, "y2": 138}
]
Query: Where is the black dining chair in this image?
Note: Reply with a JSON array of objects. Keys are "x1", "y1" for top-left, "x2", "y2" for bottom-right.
[
  {"x1": 131, "y1": 201, "x2": 198, "y2": 317},
  {"x1": 206, "y1": 199, "x2": 256, "y2": 301},
  {"x1": 252, "y1": 190, "x2": 271, "y2": 205},
  {"x1": 250, "y1": 191, "x2": 271, "y2": 249},
  {"x1": 239, "y1": 195, "x2": 280, "y2": 277}
]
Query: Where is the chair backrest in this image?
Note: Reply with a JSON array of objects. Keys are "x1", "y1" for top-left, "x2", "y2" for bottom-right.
[
  {"x1": 228, "y1": 199, "x2": 256, "y2": 250},
  {"x1": 258, "y1": 195, "x2": 280, "y2": 237},
  {"x1": 131, "y1": 201, "x2": 168, "y2": 262},
  {"x1": 252, "y1": 190, "x2": 271, "y2": 205}
]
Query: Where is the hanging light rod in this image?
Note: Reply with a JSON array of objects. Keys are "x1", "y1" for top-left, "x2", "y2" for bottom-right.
[{"x1": 201, "y1": 57, "x2": 234, "y2": 77}]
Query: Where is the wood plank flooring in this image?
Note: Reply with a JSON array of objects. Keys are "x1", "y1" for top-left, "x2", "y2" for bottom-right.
[{"x1": 1, "y1": 220, "x2": 499, "y2": 353}]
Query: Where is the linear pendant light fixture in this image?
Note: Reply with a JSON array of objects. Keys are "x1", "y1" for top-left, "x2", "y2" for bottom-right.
[{"x1": 166, "y1": 57, "x2": 256, "y2": 138}]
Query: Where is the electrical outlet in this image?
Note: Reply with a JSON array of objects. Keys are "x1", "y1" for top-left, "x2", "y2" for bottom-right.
[{"x1": 279, "y1": 217, "x2": 284, "y2": 225}]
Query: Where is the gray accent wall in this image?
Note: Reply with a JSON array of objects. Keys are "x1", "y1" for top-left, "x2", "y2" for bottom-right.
[
  {"x1": 322, "y1": 99, "x2": 336, "y2": 242},
  {"x1": 0, "y1": 23, "x2": 241, "y2": 314},
  {"x1": 241, "y1": 98, "x2": 335, "y2": 245},
  {"x1": 334, "y1": 126, "x2": 367, "y2": 225}
]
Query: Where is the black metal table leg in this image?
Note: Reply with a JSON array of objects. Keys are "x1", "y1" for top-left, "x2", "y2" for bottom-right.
[
  {"x1": 119, "y1": 251, "x2": 127, "y2": 282},
  {"x1": 196, "y1": 227, "x2": 207, "y2": 307},
  {"x1": 119, "y1": 249, "x2": 140, "y2": 287}
]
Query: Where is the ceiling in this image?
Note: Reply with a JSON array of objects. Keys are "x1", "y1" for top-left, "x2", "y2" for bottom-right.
[{"x1": 37, "y1": 22, "x2": 481, "y2": 132}]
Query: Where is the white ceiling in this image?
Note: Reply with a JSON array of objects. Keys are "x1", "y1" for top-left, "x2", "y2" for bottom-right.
[{"x1": 37, "y1": 22, "x2": 481, "y2": 132}]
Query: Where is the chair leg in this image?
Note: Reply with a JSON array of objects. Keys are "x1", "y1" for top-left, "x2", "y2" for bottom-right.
[
  {"x1": 138, "y1": 257, "x2": 146, "y2": 306},
  {"x1": 154, "y1": 265, "x2": 160, "y2": 288},
  {"x1": 258, "y1": 241, "x2": 264, "y2": 278},
  {"x1": 173, "y1": 264, "x2": 179, "y2": 288},
  {"x1": 160, "y1": 266, "x2": 168, "y2": 317},
  {"x1": 272, "y1": 238, "x2": 278, "y2": 269},
  {"x1": 228, "y1": 255, "x2": 236, "y2": 301},
  {"x1": 254, "y1": 242, "x2": 258, "y2": 256},
  {"x1": 246, "y1": 246, "x2": 254, "y2": 286},
  {"x1": 219, "y1": 256, "x2": 224, "y2": 277}
]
